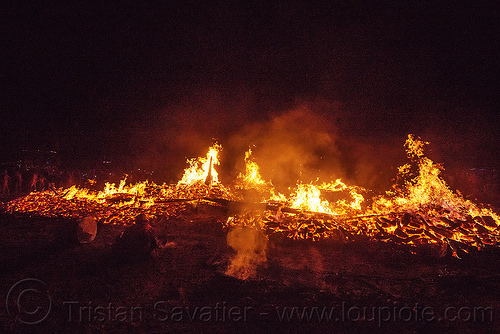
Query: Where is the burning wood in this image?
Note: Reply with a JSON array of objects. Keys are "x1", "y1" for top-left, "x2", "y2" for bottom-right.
[{"x1": 1, "y1": 136, "x2": 499, "y2": 259}]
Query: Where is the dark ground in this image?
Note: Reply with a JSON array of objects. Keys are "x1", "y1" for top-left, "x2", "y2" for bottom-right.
[{"x1": 1, "y1": 201, "x2": 500, "y2": 334}]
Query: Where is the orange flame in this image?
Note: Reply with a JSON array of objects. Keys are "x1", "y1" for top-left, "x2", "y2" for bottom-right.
[{"x1": 178, "y1": 143, "x2": 222, "y2": 186}]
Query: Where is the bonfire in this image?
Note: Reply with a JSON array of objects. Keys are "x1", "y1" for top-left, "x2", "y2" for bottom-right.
[{"x1": 2, "y1": 135, "x2": 499, "y2": 261}]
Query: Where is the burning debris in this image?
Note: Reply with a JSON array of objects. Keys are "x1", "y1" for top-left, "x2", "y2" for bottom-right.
[{"x1": 2, "y1": 136, "x2": 500, "y2": 271}]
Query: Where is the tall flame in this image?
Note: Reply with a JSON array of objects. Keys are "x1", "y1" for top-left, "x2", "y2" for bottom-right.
[
  {"x1": 237, "y1": 149, "x2": 268, "y2": 189},
  {"x1": 178, "y1": 143, "x2": 221, "y2": 186},
  {"x1": 373, "y1": 134, "x2": 500, "y2": 226}
]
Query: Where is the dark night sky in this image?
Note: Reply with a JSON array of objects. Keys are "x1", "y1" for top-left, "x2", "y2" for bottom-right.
[{"x1": 2, "y1": 1, "x2": 500, "y2": 178}]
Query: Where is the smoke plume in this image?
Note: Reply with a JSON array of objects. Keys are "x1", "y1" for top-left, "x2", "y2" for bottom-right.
[
  {"x1": 229, "y1": 102, "x2": 344, "y2": 190},
  {"x1": 225, "y1": 226, "x2": 268, "y2": 280}
]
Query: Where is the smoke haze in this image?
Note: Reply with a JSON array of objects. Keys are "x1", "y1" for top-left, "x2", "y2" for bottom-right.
[{"x1": 226, "y1": 226, "x2": 268, "y2": 280}]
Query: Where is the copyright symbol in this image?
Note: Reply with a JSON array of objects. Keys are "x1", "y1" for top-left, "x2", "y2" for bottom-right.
[{"x1": 6, "y1": 278, "x2": 52, "y2": 325}]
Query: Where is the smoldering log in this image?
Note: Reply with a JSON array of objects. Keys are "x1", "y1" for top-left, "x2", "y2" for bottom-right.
[
  {"x1": 394, "y1": 227, "x2": 409, "y2": 239},
  {"x1": 482, "y1": 215, "x2": 497, "y2": 228}
]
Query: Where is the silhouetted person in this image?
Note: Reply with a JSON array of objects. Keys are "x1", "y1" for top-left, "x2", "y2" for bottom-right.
[
  {"x1": 14, "y1": 169, "x2": 22, "y2": 193},
  {"x1": 2, "y1": 170, "x2": 10, "y2": 195},
  {"x1": 67, "y1": 171, "x2": 76, "y2": 187},
  {"x1": 46, "y1": 170, "x2": 56, "y2": 190},
  {"x1": 38, "y1": 175, "x2": 46, "y2": 191},
  {"x1": 30, "y1": 172, "x2": 38, "y2": 192},
  {"x1": 113, "y1": 214, "x2": 158, "y2": 262}
]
